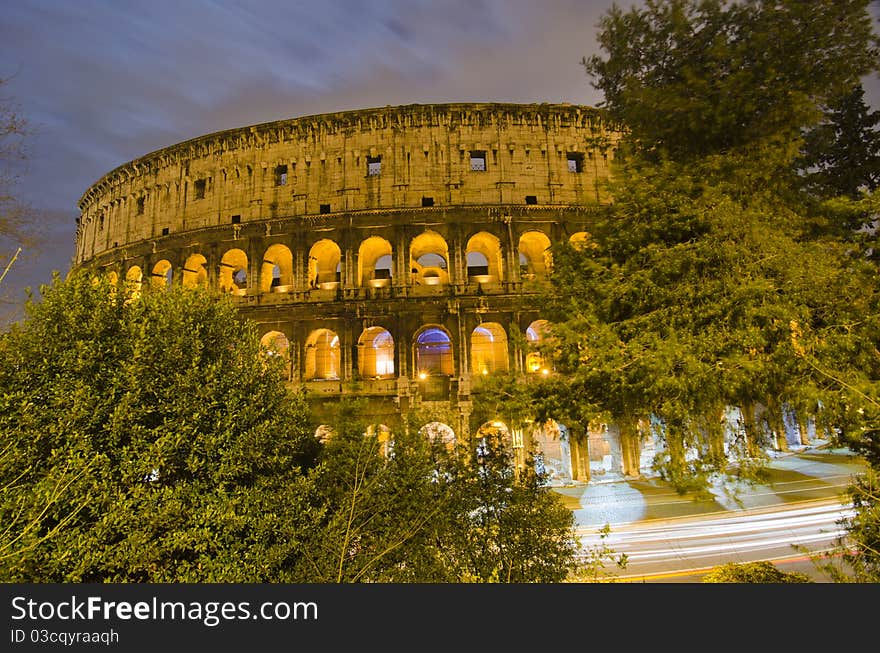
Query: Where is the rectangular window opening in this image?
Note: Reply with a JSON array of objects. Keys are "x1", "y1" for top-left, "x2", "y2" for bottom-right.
[
  {"x1": 275, "y1": 165, "x2": 288, "y2": 186},
  {"x1": 136, "y1": 197, "x2": 145, "y2": 215},
  {"x1": 469, "y1": 150, "x2": 487, "y2": 172},
  {"x1": 525, "y1": 195, "x2": 538, "y2": 205},
  {"x1": 231, "y1": 215, "x2": 241, "y2": 224},
  {"x1": 367, "y1": 156, "x2": 382, "y2": 176},
  {"x1": 194, "y1": 179, "x2": 206, "y2": 199},
  {"x1": 421, "y1": 196, "x2": 434, "y2": 207},
  {"x1": 319, "y1": 203, "x2": 331, "y2": 214},
  {"x1": 161, "y1": 227, "x2": 170, "y2": 236},
  {"x1": 567, "y1": 152, "x2": 584, "y2": 173}
]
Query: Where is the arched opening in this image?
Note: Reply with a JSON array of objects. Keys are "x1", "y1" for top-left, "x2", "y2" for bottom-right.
[
  {"x1": 466, "y1": 232, "x2": 503, "y2": 281},
  {"x1": 304, "y1": 328, "x2": 341, "y2": 380},
  {"x1": 475, "y1": 420, "x2": 512, "y2": 448},
  {"x1": 219, "y1": 249, "x2": 248, "y2": 294},
  {"x1": 470, "y1": 323, "x2": 509, "y2": 375},
  {"x1": 260, "y1": 330, "x2": 290, "y2": 359},
  {"x1": 308, "y1": 239, "x2": 342, "y2": 289},
  {"x1": 125, "y1": 265, "x2": 143, "y2": 298},
  {"x1": 358, "y1": 236, "x2": 393, "y2": 287},
  {"x1": 151, "y1": 260, "x2": 173, "y2": 290},
  {"x1": 414, "y1": 326, "x2": 454, "y2": 377},
  {"x1": 261, "y1": 244, "x2": 294, "y2": 293},
  {"x1": 420, "y1": 422, "x2": 456, "y2": 450},
  {"x1": 182, "y1": 253, "x2": 208, "y2": 288},
  {"x1": 530, "y1": 419, "x2": 573, "y2": 485},
  {"x1": 518, "y1": 230, "x2": 552, "y2": 279},
  {"x1": 260, "y1": 331, "x2": 291, "y2": 379},
  {"x1": 357, "y1": 327, "x2": 395, "y2": 378},
  {"x1": 410, "y1": 231, "x2": 450, "y2": 286},
  {"x1": 526, "y1": 319, "x2": 551, "y2": 374},
  {"x1": 569, "y1": 231, "x2": 590, "y2": 250}
]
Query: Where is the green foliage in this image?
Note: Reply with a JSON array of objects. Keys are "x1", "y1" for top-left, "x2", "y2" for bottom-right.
[
  {"x1": 812, "y1": 468, "x2": 880, "y2": 582},
  {"x1": 523, "y1": 0, "x2": 880, "y2": 499},
  {"x1": 567, "y1": 524, "x2": 628, "y2": 583},
  {"x1": 799, "y1": 84, "x2": 880, "y2": 201},
  {"x1": 702, "y1": 560, "x2": 812, "y2": 583},
  {"x1": 298, "y1": 403, "x2": 581, "y2": 583},
  {"x1": 0, "y1": 272, "x2": 319, "y2": 581},
  {"x1": 584, "y1": 0, "x2": 879, "y2": 162},
  {"x1": 535, "y1": 151, "x2": 880, "y2": 490}
]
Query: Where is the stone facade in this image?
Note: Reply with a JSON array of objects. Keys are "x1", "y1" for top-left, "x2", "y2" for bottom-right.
[{"x1": 75, "y1": 102, "x2": 625, "y2": 482}]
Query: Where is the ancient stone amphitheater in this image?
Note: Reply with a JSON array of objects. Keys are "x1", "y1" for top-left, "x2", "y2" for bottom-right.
[{"x1": 75, "y1": 102, "x2": 629, "y2": 483}]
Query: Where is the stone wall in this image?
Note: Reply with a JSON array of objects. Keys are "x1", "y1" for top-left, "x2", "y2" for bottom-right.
[{"x1": 74, "y1": 102, "x2": 624, "y2": 481}]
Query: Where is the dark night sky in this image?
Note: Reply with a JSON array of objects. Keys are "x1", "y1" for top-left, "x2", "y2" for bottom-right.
[{"x1": 1, "y1": 0, "x2": 878, "y2": 322}]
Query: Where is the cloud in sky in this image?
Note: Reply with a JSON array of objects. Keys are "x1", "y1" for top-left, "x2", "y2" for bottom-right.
[{"x1": 1, "y1": 0, "x2": 878, "y2": 319}]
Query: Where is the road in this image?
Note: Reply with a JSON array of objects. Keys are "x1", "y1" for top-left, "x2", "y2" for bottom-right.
[{"x1": 577, "y1": 498, "x2": 853, "y2": 582}]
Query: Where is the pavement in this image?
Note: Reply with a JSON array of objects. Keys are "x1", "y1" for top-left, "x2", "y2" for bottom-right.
[{"x1": 550, "y1": 442, "x2": 866, "y2": 531}]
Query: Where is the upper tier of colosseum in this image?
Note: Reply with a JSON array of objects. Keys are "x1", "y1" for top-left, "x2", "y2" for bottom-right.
[{"x1": 75, "y1": 102, "x2": 621, "y2": 265}]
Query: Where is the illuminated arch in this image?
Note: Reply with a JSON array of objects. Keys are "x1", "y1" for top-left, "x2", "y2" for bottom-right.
[
  {"x1": 182, "y1": 253, "x2": 208, "y2": 288},
  {"x1": 569, "y1": 231, "x2": 590, "y2": 250},
  {"x1": 476, "y1": 420, "x2": 512, "y2": 447},
  {"x1": 261, "y1": 244, "x2": 294, "y2": 292},
  {"x1": 526, "y1": 319, "x2": 551, "y2": 374},
  {"x1": 260, "y1": 330, "x2": 290, "y2": 359},
  {"x1": 219, "y1": 248, "x2": 248, "y2": 294},
  {"x1": 410, "y1": 231, "x2": 450, "y2": 286},
  {"x1": 471, "y1": 322, "x2": 509, "y2": 375},
  {"x1": 304, "y1": 328, "x2": 341, "y2": 380},
  {"x1": 125, "y1": 265, "x2": 143, "y2": 298},
  {"x1": 151, "y1": 259, "x2": 173, "y2": 290},
  {"x1": 357, "y1": 327, "x2": 395, "y2": 378},
  {"x1": 466, "y1": 232, "x2": 503, "y2": 281},
  {"x1": 260, "y1": 331, "x2": 291, "y2": 379},
  {"x1": 518, "y1": 230, "x2": 552, "y2": 278},
  {"x1": 358, "y1": 236, "x2": 393, "y2": 287},
  {"x1": 308, "y1": 239, "x2": 342, "y2": 288},
  {"x1": 420, "y1": 422, "x2": 456, "y2": 449},
  {"x1": 414, "y1": 325, "x2": 454, "y2": 376}
]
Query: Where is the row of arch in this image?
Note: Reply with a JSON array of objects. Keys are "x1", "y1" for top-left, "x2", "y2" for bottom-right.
[
  {"x1": 117, "y1": 230, "x2": 589, "y2": 294},
  {"x1": 260, "y1": 320, "x2": 551, "y2": 380},
  {"x1": 314, "y1": 420, "x2": 507, "y2": 452}
]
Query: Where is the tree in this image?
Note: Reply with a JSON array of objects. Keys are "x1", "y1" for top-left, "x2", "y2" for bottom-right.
[
  {"x1": 800, "y1": 83, "x2": 880, "y2": 202},
  {"x1": 0, "y1": 77, "x2": 38, "y2": 301},
  {"x1": 819, "y1": 469, "x2": 880, "y2": 582},
  {"x1": 0, "y1": 273, "x2": 320, "y2": 581},
  {"x1": 584, "y1": 0, "x2": 879, "y2": 163},
  {"x1": 296, "y1": 400, "x2": 582, "y2": 583},
  {"x1": 702, "y1": 560, "x2": 812, "y2": 583},
  {"x1": 515, "y1": 0, "x2": 880, "y2": 496}
]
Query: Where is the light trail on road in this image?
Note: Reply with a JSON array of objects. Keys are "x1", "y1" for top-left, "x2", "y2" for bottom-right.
[{"x1": 577, "y1": 500, "x2": 854, "y2": 581}]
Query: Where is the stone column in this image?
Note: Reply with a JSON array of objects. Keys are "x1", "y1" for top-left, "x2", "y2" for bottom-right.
[
  {"x1": 618, "y1": 418, "x2": 643, "y2": 478},
  {"x1": 395, "y1": 227, "x2": 409, "y2": 295},
  {"x1": 294, "y1": 238, "x2": 308, "y2": 292},
  {"x1": 568, "y1": 432, "x2": 590, "y2": 483}
]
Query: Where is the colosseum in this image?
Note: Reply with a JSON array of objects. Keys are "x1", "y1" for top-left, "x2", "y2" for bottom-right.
[{"x1": 75, "y1": 101, "x2": 646, "y2": 484}]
